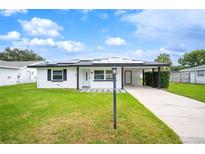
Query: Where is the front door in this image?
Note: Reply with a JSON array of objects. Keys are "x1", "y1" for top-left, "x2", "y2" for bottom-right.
[
  {"x1": 125, "y1": 70, "x2": 132, "y2": 85},
  {"x1": 83, "y1": 69, "x2": 90, "y2": 87}
]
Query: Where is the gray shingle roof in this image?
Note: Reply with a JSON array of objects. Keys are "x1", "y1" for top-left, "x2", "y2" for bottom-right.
[
  {"x1": 180, "y1": 64, "x2": 205, "y2": 72},
  {"x1": 0, "y1": 60, "x2": 43, "y2": 69}
]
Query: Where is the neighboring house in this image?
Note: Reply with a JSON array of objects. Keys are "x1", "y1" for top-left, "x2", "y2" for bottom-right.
[
  {"x1": 0, "y1": 60, "x2": 43, "y2": 86},
  {"x1": 28, "y1": 57, "x2": 168, "y2": 89},
  {"x1": 170, "y1": 64, "x2": 205, "y2": 84}
]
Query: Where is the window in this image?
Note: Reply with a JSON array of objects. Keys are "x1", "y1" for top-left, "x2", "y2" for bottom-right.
[
  {"x1": 52, "y1": 70, "x2": 63, "y2": 80},
  {"x1": 106, "y1": 70, "x2": 113, "y2": 80},
  {"x1": 94, "y1": 70, "x2": 104, "y2": 80},
  {"x1": 197, "y1": 70, "x2": 205, "y2": 77},
  {"x1": 94, "y1": 70, "x2": 114, "y2": 80}
]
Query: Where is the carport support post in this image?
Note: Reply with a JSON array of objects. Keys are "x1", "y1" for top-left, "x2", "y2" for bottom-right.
[
  {"x1": 142, "y1": 70, "x2": 145, "y2": 86},
  {"x1": 158, "y1": 67, "x2": 161, "y2": 89},
  {"x1": 152, "y1": 68, "x2": 155, "y2": 87},
  {"x1": 77, "y1": 67, "x2": 79, "y2": 90},
  {"x1": 112, "y1": 67, "x2": 117, "y2": 129},
  {"x1": 121, "y1": 67, "x2": 124, "y2": 89}
]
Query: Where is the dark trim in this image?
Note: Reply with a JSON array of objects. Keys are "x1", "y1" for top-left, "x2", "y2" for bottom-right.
[
  {"x1": 158, "y1": 67, "x2": 161, "y2": 89},
  {"x1": 63, "y1": 69, "x2": 67, "y2": 81},
  {"x1": 47, "y1": 69, "x2": 51, "y2": 81},
  {"x1": 142, "y1": 70, "x2": 145, "y2": 86},
  {"x1": 77, "y1": 67, "x2": 79, "y2": 90},
  {"x1": 124, "y1": 70, "x2": 132, "y2": 85},
  {"x1": 152, "y1": 68, "x2": 155, "y2": 87},
  {"x1": 28, "y1": 63, "x2": 170, "y2": 68},
  {"x1": 93, "y1": 79, "x2": 113, "y2": 82},
  {"x1": 51, "y1": 80, "x2": 63, "y2": 82},
  {"x1": 121, "y1": 67, "x2": 124, "y2": 89}
]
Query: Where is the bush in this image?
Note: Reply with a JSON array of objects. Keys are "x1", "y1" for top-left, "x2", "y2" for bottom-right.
[{"x1": 144, "y1": 71, "x2": 170, "y2": 88}]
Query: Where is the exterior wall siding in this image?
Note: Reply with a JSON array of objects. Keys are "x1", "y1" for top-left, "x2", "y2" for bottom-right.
[
  {"x1": 123, "y1": 68, "x2": 142, "y2": 86},
  {"x1": 79, "y1": 67, "x2": 122, "y2": 89},
  {"x1": 36, "y1": 67, "x2": 144, "y2": 89},
  {"x1": 0, "y1": 67, "x2": 37, "y2": 86},
  {"x1": 37, "y1": 67, "x2": 77, "y2": 88}
]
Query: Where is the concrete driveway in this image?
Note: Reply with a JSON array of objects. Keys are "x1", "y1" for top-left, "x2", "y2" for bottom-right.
[{"x1": 125, "y1": 86, "x2": 205, "y2": 144}]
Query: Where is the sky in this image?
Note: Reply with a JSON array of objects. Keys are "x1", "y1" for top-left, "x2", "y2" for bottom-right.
[{"x1": 0, "y1": 9, "x2": 205, "y2": 64}]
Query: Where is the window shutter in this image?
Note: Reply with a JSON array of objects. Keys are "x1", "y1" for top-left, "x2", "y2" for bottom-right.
[
  {"x1": 63, "y1": 69, "x2": 67, "y2": 81},
  {"x1": 47, "y1": 69, "x2": 51, "y2": 81}
]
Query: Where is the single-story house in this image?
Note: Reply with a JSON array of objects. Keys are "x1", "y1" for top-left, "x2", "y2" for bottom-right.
[
  {"x1": 28, "y1": 57, "x2": 169, "y2": 89},
  {"x1": 0, "y1": 60, "x2": 42, "y2": 86},
  {"x1": 180, "y1": 64, "x2": 205, "y2": 84}
]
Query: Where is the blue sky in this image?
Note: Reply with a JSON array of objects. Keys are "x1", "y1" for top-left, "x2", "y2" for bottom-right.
[{"x1": 0, "y1": 9, "x2": 205, "y2": 64}]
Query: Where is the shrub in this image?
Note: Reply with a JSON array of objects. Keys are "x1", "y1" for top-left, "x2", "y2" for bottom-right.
[{"x1": 144, "y1": 71, "x2": 170, "y2": 88}]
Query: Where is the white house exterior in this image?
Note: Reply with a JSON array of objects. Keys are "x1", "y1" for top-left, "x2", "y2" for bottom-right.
[
  {"x1": 29, "y1": 57, "x2": 168, "y2": 89},
  {"x1": 180, "y1": 65, "x2": 205, "y2": 84},
  {"x1": 0, "y1": 60, "x2": 42, "y2": 86}
]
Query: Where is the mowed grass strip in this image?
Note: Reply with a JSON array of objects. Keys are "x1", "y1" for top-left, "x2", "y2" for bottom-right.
[
  {"x1": 167, "y1": 82, "x2": 205, "y2": 103},
  {"x1": 0, "y1": 83, "x2": 181, "y2": 143}
]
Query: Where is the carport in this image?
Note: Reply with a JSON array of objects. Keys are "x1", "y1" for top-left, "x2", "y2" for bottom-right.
[{"x1": 121, "y1": 66, "x2": 162, "y2": 89}]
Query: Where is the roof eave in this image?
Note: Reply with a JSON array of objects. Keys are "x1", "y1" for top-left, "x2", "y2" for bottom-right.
[{"x1": 28, "y1": 63, "x2": 170, "y2": 68}]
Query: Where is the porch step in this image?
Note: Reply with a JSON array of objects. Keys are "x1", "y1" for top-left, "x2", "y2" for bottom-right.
[
  {"x1": 79, "y1": 88, "x2": 127, "y2": 93},
  {"x1": 82, "y1": 86, "x2": 91, "y2": 89}
]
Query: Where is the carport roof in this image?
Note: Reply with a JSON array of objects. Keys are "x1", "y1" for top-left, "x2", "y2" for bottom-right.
[{"x1": 28, "y1": 57, "x2": 170, "y2": 68}]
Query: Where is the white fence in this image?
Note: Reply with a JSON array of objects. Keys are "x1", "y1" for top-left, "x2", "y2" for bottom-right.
[{"x1": 170, "y1": 72, "x2": 190, "y2": 83}]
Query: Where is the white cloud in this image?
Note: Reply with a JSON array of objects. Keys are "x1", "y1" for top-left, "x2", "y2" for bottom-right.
[
  {"x1": 105, "y1": 37, "x2": 127, "y2": 46},
  {"x1": 18, "y1": 17, "x2": 63, "y2": 38},
  {"x1": 0, "y1": 31, "x2": 21, "y2": 41},
  {"x1": 12, "y1": 38, "x2": 85, "y2": 52},
  {"x1": 97, "y1": 46, "x2": 105, "y2": 50},
  {"x1": 0, "y1": 9, "x2": 27, "y2": 16},
  {"x1": 80, "y1": 9, "x2": 94, "y2": 14},
  {"x1": 121, "y1": 10, "x2": 205, "y2": 43},
  {"x1": 114, "y1": 10, "x2": 127, "y2": 16},
  {"x1": 29, "y1": 38, "x2": 56, "y2": 47},
  {"x1": 79, "y1": 10, "x2": 94, "y2": 21},
  {"x1": 134, "y1": 45, "x2": 186, "y2": 64},
  {"x1": 56, "y1": 41, "x2": 84, "y2": 52},
  {"x1": 101, "y1": 28, "x2": 109, "y2": 33},
  {"x1": 98, "y1": 13, "x2": 108, "y2": 20}
]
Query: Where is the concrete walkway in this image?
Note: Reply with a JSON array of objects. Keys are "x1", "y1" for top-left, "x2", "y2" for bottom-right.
[{"x1": 125, "y1": 86, "x2": 205, "y2": 144}]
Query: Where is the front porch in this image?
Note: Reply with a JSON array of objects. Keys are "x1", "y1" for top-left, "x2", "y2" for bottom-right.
[
  {"x1": 77, "y1": 66, "x2": 162, "y2": 90},
  {"x1": 77, "y1": 66, "x2": 160, "y2": 92}
]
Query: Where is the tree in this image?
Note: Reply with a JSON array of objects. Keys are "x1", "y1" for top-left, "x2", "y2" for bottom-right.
[
  {"x1": 171, "y1": 65, "x2": 184, "y2": 72},
  {"x1": 155, "y1": 53, "x2": 172, "y2": 71},
  {"x1": 178, "y1": 50, "x2": 205, "y2": 68},
  {"x1": 0, "y1": 47, "x2": 44, "y2": 61},
  {"x1": 155, "y1": 53, "x2": 172, "y2": 64}
]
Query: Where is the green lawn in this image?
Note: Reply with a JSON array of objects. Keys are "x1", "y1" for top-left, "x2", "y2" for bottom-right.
[
  {"x1": 167, "y1": 82, "x2": 205, "y2": 103},
  {"x1": 0, "y1": 83, "x2": 181, "y2": 144}
]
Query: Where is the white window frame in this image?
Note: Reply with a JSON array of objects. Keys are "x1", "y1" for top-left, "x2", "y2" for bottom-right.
[
  {"x1": 52, "y1": 69, "x2": 63, "y2": 81},
  {"x1": 105, "y1": 70, "x2": 113, "y2": 80},
  {"x1": 94, "y1": 70, "x2": 105, "y2": 80},
  {"x1": 94, "y1": 69, "x2": 113, "y2": 81}
]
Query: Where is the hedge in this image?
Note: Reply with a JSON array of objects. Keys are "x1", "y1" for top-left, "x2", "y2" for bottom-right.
[{"x1": 144, "y1": 71, "x2": 170, "y2": 88}]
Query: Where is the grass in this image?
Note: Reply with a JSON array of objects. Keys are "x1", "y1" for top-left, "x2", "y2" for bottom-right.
[
  {"x1": 0, "y1": 83, "x2": 181, "y2": 144},
  {"x1": 167, "y1": 82, "x2": 205, "y2": 103}
]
